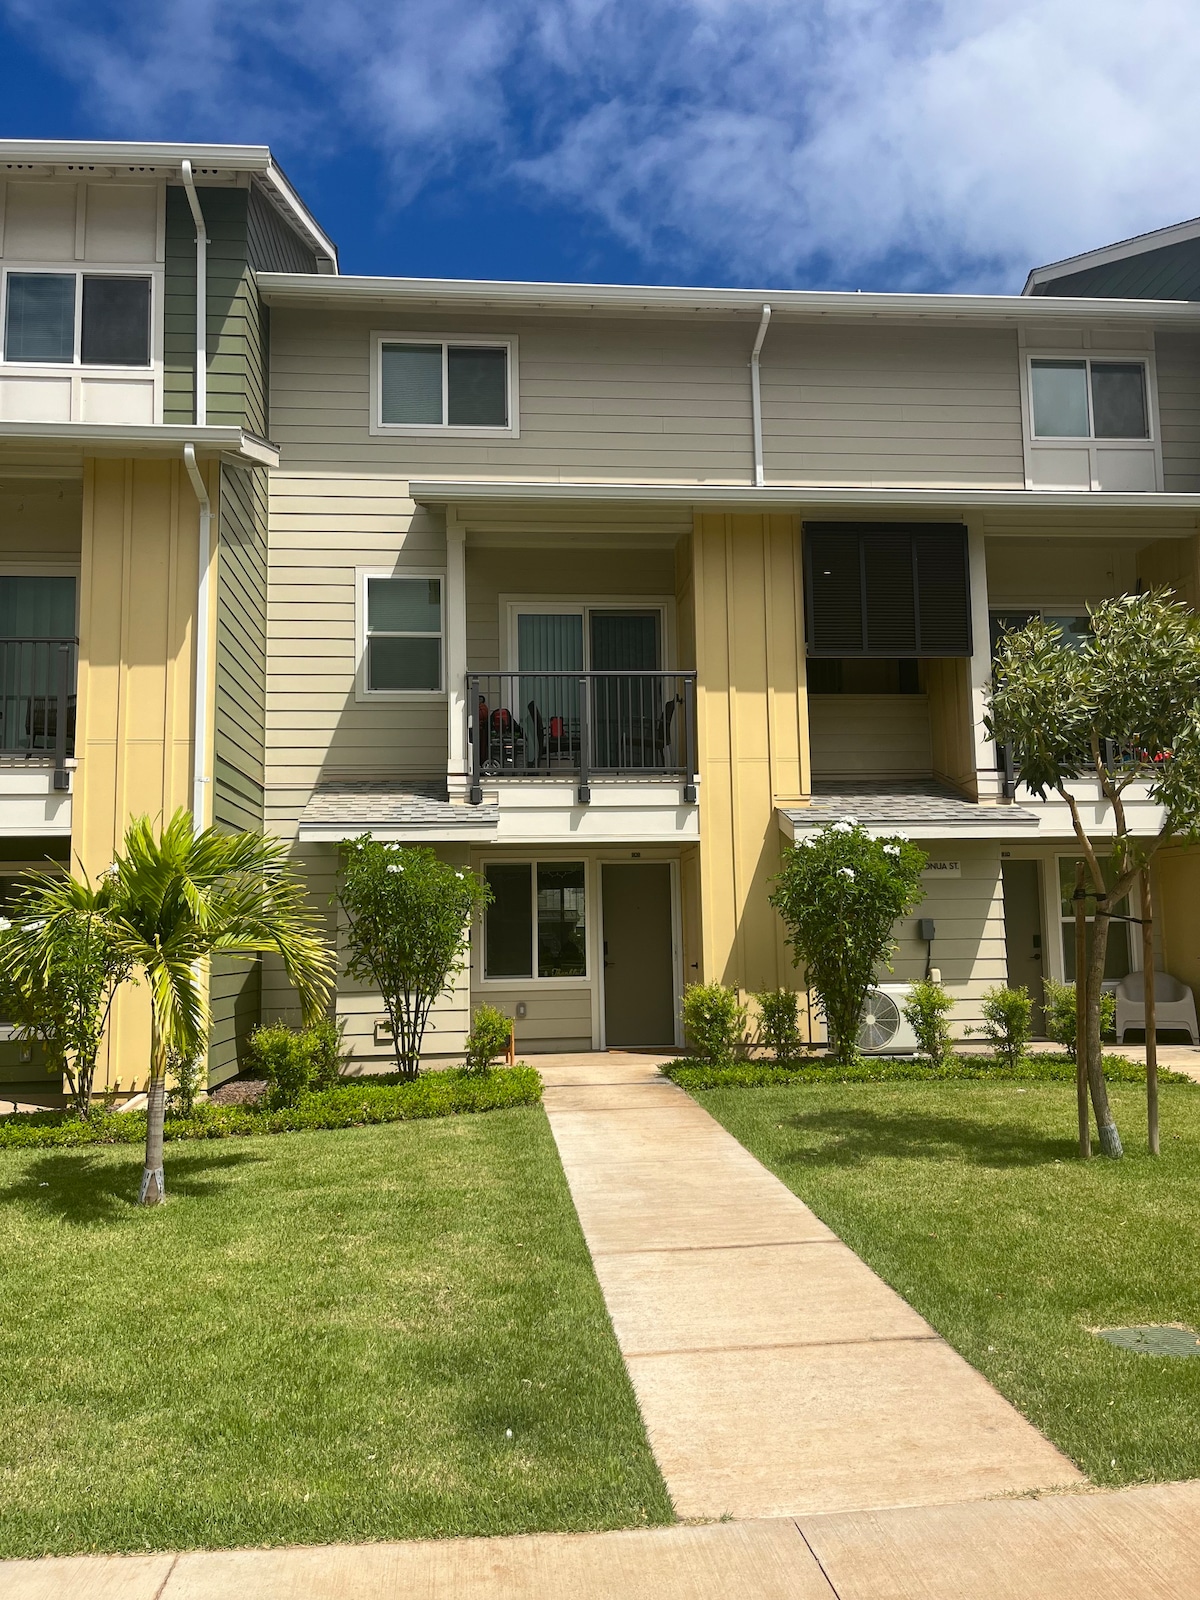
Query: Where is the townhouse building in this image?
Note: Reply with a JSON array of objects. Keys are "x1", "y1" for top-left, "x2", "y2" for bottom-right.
[{"x1": 3, "y1": 140, "x2": 1200, "y2": 1085}]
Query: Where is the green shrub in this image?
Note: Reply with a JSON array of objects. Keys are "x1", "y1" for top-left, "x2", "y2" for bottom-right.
[
  {"x1": 0, "y1": 1065, "x2": 543, "y2": 1149},
  {"x1": 166, "y1": 1049, "x2": 204, "y2": 1118},
  {"x1": 902, "y1": 978, "x2": 956, "y2": 1068},
  {"x1": 306, "y1": 1017, "x2": 348, "y2": 1090},
  {"x1": 1042, "y1": 979, "x2": 1116, "y2": 1054},
  {"x1": 752, "y1": 989, "x2": 804, "y2": 1065},
  {"x1": 971, "y1": 985, "x2": 1033, "y2": 1070},
  {"x1": 246, "y1": 1019, "x2": 349, "y2": 1107},
  {"x1": 661, "y1": 1054, "x2": 1190, "y2": 1090},
  {"x1": 681, "y1": 982, "x2": 747, "y2": 1065},
  {"x1": 464, "y1": 1004, "x2": 512, "y2": 1076}
]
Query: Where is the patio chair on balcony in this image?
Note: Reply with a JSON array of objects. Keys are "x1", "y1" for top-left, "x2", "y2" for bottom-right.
[{"x1": 1115, "y1": 971, "x2": 1199, "y2": 1044}]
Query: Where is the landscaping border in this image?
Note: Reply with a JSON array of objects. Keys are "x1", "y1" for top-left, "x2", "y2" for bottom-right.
[{"x1": 663, "y1": 1055, "x2": 1194, "y2": 1091}]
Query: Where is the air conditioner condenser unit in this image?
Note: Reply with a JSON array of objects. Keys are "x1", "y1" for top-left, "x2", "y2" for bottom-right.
[{"x1": 856, "y1": 982, "x2": 920, "y2": 1055}]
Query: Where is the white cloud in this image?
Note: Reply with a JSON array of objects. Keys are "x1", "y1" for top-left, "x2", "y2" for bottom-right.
[{"x1": 5, "y1": 0, "x2": 1200, "y2": 287}]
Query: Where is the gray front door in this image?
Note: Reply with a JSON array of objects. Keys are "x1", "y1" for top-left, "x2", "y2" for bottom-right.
[{"x1": 602, "y1": 863, "x2": 675, "y2": 1046}]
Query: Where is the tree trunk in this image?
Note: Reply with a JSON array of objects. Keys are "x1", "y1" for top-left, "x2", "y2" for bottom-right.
[
  {"x1": 1142, "y1": 869, "x2": 1159, "y2": 1156},
  {"x1": 1085, "y1": 907, "x2": 1123, "y2": 1158},
  {"x1": 1074, "y1": 862, "x2": 1090, "y2": 1158},
  {"x1": 139, "y1": 1022, "x2": 168, "y2": 1205}
]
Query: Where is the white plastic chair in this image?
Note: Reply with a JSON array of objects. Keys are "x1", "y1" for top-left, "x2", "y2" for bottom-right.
[{"x1": 1115, "y1": 972, "x2": 1199, "y2": 1044}]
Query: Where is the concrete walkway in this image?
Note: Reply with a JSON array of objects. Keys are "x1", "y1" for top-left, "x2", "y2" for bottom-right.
[
  {"x1": 9, "y1": 1482, "x2": 1200, "y2": 1599},
  {"x1": 539, "y1": 1051, "x2": 1082, "y2": 1521}
]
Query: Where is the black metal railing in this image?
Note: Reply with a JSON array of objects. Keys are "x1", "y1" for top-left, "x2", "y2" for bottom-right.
[
  {"x1": 0, "y1": 639, "x2": 77, "y2": 788},
  {"x1": 997, "y1": 738, "x2": 1160, "y2": 800},
  {"x1": 467, "y1": 670, "x2": 697, "y2": 804}
]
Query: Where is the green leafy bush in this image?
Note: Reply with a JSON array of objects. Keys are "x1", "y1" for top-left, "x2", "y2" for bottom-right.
[
  {"x1": 247, "y1": 1020, "x2": 347, "y2": 1108},
  {"x1": 753, "y1": 989, "x2": 804, "y2": 1065},
  {"x1": 1042, "y1": 978, "x2": 1116, "y2": 1055},
  {"x1": 971, "y1": 985, "x2": 1033, "y2": 1070},
  {"x1": 681, "y1": 982, "x2": 747, "y2": 1065},
  {"x1": 661, "y1": 1055, "x2": 1189, "y2": 1090},
  {"x1": 902, "y1": 977, "x2": 956, "y2": 1068},
  {"x1": 770, "y1": 822, "x2": 927, "y2": 1067},
  {"x1": 166, "y1": 1049, "x2": 204, "y2": 1118},
  {"x1": 464, "y1": 1004, "x2": 512, "y2": 1076},
  {"x1": 0, "y1": 1066, "x2": 542, "y2": 1149}
]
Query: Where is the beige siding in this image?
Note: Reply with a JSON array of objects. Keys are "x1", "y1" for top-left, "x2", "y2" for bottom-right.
[
  {"x1": 1155, "y1": 332, "x2": 1200, "y2": 494},
  {"x1": 808, "y1": 695, "x2": 932, "y2": 779},
  {"x1": 891, "y1": 845, "x2": 1007, "y2": 1030},
  {"x1": 264, "y1": 474, "x2": 449, "y2": 830},
  {"x1": 761, "y1": 325, "x2": 1025, "y2": 488}
]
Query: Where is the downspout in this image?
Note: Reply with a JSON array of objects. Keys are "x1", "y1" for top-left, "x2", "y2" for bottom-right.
[
  {"x1": 180, "y1": 160, "x2": 208, "y2": 426},
  {"x1": 749, "y1": 303, "x2": 772, "y2": 487},
  {"x1": 183, "y1": 444, "x2": 213, "y2": 834}
]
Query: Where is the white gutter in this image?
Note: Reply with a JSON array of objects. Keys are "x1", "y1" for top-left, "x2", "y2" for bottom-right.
[
  {"x1": 183, "y1": 445, "x2": 213, "y2": 834},
  {"x1": 749, "y1": 304, "x2": 771, "y2": 488},
  {"x1": 180, "y1": 161, "x2": 208, "y2": 427}
]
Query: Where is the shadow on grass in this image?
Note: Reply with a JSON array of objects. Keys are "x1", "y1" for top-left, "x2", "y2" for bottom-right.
[
  {"x1": 0, "y1": 1145, "x2": 264, "y2": 1224},
  {"x1": 772, "y1": 1107, "x2": 1077, "y2": 1170}
]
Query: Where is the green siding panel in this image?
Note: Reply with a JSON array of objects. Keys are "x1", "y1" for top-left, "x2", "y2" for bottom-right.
[
  {"x1": 208, "y1": 461, "x2": 269, "y2": 1085},
  {"x1": 1033, "y1": 236, "x2": 1200, "y2": 301}
]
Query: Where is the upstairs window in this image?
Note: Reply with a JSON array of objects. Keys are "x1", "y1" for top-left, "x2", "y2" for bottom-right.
[
  {"x1": 363, "y1": 574, "x2": 443, "y2": 693},
  {"x1": 1030, "y1": 359, "x2": 1149, "y2": 440},
  {"x1": 3, "y1": 272, "x2": 151, "y2": 366},
  {"x1": 375, "y1": 336, "x2": 516, "y2": 432}
]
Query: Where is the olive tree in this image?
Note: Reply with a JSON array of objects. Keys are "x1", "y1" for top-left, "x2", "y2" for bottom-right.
[
  {"x1": 770, "y1": 820, "x2": 927, "y2": 1067},
  {"x1": 988, "y1": 591, "x2": 1200, "y2": 1158},
  {"x1": 338, "y1": 840, "x2": 491, "y2": 1078}
]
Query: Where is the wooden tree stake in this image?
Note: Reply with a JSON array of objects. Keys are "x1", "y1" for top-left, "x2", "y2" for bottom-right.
[
  {"x1": 1141, "y1": 867, "x2": 1159, "y2": 1156},
  {"x1": 1075, "y1": 861, "x2": 1091, "y2": 1159}
]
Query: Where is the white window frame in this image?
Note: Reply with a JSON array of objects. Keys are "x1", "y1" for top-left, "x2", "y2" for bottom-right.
[
  {"x1": 0, "y1": 262, "x2": 163, "y2": 422},
  {"x1": 357, "y1": 568, "x2": 446, "y2": 700},
  {"x1": 1053, "y1": 852, "x2": 1137, "y2": 984},
  {"x1": 370, "y1": 332, "x2": 519, "y2": 438},
  {"x1": 1018, "y1": 341, "x2": 1163, "y2": 492},
  {"x1": 477, "y1": 855, "x2": 591, "y2": 987}
]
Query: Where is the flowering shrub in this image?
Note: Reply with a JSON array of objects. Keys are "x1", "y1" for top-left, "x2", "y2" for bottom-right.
[{"x1": 770, "y1": 820, "x2": 927, "y2": 1067}]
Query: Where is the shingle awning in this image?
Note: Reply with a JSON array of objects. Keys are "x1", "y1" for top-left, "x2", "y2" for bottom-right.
[
  {"x1": 778, "y1": 781, "x2": 1039, "y2": 841},
  {"x1": 298, "y1": 781, "x2": 499, "y2": 843}
]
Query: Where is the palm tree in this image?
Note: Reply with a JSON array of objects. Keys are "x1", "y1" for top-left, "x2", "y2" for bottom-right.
[{"x1": 104, "y1": 811, "x2": 334, "y2": 1205}]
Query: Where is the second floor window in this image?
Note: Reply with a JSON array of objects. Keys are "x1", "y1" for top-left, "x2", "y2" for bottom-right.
[
  {"x1": 364, "y1": 575, "x2": 443, "y2": 692},
  {"x1": 377, "y1": 338, "x2": 512, "y2": 429},
  {"x1": 1030, "y1": 359, "x2": 1148, "y2": 440},
  {"x1": 3, "y1": 272, "x2": 151, "y2": 366}
]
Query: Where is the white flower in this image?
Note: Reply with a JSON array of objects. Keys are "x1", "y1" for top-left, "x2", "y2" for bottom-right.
[
  {"x1": 890, "y1": 831, "x2": 909, "y2": 843},
  {"x1": 882, "y1": 844, "x2": 901, "y2": 857},
  {"x1": 794, "y1": 834, "x2": 814, "y2": 847},
  {"x1": 0, "y1": 918, "x2": 11, "y2": 932},
  {"x1": 830, "y1": 821, "x2": 853, "y2": 834},
  {"x1": 838, "y1": 867, "x2": 855, "y2": 879},
  {"x1": 387, "y1": 864, "x2": 405, "y2": 874}
]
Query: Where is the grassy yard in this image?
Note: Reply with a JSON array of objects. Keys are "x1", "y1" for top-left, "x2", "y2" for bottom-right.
[
  {"x1": 0, "y1": 1107, "x2": 672, "y2": 1558},
  {"x1": 694, "y1": 1077, "x2": 1200, "y2": 1487}
]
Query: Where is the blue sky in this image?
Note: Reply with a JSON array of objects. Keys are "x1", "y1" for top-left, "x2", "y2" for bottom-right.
[{"x1": 1, "y1": 0, "x2": 1197, "y2": 293}]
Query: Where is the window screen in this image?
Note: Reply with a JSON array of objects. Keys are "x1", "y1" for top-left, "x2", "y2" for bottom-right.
[
  {"x1": 447, "y1": 346, "x2": 507, "y2": 426},
  {"x1": 380, "y1": 341, "x2": 509, "y2": 426},
  {"x1": 1090, "y1": 363, "x2": 1148, "y2": 439},
  {"x1": 81, "y1": 277, "x2": 151, "y2": 366},
  {"x1": 381, "y1": 344, "x2": 443, "y2": 424},
  {"x1": 4, "y1": 273, "x2": 75, "y2": 363},
  {"x1": 537, "y1": 862, "x2": 586, "y2": 977},
  {"x1": 365, "y1": 576, "x2": 442, "y2": 691},
  {"x1": 805, "y1": 523, "x2": 971, "y2": 658}
]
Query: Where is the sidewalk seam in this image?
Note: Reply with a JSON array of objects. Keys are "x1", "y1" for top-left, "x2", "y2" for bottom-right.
[
  {"x1": 151, "y1": 1553, "x2": 180, "y2": 1600},
  {"x1": 625, "y1": 1334, "x2": 942, "y2": 1358},
  {"x1": 793, "y1": 1518, "x2": 842, "y2": 1598}
]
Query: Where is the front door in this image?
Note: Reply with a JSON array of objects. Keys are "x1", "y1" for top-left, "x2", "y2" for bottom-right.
[
  {"x1": 1002, "y1": 860, "x2": 1044, "y2": 1026},
  {"x1": 602, "y1": 863, "x2": 675, "y2": 1046}
]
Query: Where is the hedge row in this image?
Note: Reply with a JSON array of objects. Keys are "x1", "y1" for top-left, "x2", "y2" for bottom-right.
[
  {"x1": 0, "y1": 1066, "x2": 543, "y2": 1150},
  {"x1": 662, "y1": 1055, "x2": 1194, "y2": 1091}
]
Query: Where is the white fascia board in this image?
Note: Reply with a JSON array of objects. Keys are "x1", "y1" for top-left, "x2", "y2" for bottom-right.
[
  {"x1": 1023, "y1": 216, "x2": 1200, "y2": 294},
  {"x1": 299, "y1": 822, "x2": 500, "y2": 843},
  {"x1": 409, "y1": 479, "x2": 1200, "y2": 512},
  {"x1": 778, "y1": 810, "x2": 1040, "y2": 844},
  {"x1": 257, "y1": 271, "x2": 1200, "y2": 325},
  {"x1": 0, "y1": 422, "x2": 279, "y2": 467}
]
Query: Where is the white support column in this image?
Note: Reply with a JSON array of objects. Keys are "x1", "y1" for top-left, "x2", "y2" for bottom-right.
[
  {"x1": 445, "y1": 509, "x2": 469, "y2": 800},
  {"x1": 966, "y1": 518, "x2": 999, "y2": 798}
]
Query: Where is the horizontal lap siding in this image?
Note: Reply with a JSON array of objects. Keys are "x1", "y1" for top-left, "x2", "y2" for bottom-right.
[
  {"x1": 887, "y1": 845, "x2": 1006, "y2": 1031},
  {"x1": 762, "y1": 325, "x2": 1025, "y2": 488},
  {"x1": 808, "y1": 695, "x2": 932, "y2": 779},
  {"x1": 1155, "y1": 332, "x2": 1200, "y2": 494}
]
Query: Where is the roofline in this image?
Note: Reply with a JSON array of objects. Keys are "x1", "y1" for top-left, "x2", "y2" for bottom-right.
[
  {"x1": 0, "y1": 421, "x2": 279, "y2": 467},
  {"x1": 1022, "y1": 215, "x2": 1200, "y2": 295},
  {"x1": 0, "y1": 140, "x2": 337, "y2": 272},
  {"x1": 409, "y1": 479, "x2": 1200, "y2": 513},
  {"x1": 258, "y1": 271, "x2": 1200, "y2": 323}
]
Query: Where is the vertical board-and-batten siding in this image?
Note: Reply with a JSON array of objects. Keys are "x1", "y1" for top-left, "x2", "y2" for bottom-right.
[{"x1": 208, "y1": 461, "x2": 270, "y2": 1082}]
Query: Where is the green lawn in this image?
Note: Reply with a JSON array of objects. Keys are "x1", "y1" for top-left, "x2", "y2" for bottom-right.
[
  {"x1": 694, "y1": 1077, "x2": 1200, "y2": 1487},
  {"x1": 0, "y1": 1108, "x2": 672, "y2": 1557}
]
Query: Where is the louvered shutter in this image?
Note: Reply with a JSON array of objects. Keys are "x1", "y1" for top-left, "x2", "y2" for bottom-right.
[{"x1": 804, "y1": 523, "x2": 972, "y2": 657}]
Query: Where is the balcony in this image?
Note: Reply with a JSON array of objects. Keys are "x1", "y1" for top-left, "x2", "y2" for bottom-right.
[
  {"x1": 467, "y1": 671, "x2": 697, "y2": 804},
  {"x1": 0, "y1": 638, "x2": 76, "y2": 788}
]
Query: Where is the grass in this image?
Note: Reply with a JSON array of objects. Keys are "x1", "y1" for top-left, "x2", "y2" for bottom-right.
[
  {"x1": 663, "y1": 1052, "x2": 1185, "y2": 1090},
  {"x1": 691, "y1": 1075, "x2": 1200, "y2": 1488},
  {"x1": 0, "y1": 1107, "x2": 673, "y2": 1557}
]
